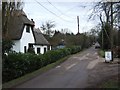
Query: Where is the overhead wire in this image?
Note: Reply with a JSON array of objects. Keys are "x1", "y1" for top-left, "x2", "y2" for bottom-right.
[
  {"x1": 46, "y1": 0, "x2": 75, "y2": 19},
  {"x1": 35, "y1": 0, "x2": 74, "y2": 23}
]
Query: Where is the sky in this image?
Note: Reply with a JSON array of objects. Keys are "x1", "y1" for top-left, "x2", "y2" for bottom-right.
[{"x1": 23, "y1": 0, "x2": 101, "y2": 34}]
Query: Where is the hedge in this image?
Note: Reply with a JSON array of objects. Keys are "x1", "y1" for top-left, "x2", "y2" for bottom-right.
[
  {"x1": 98, "y1": 50, "x2": 105, "y2": 58},
  {"x1": 3, "y1": 46, "x2": 81, "y2": 83}
]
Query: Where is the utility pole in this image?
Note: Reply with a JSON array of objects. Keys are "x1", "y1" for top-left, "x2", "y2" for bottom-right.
[
  {"x1": 102, "y1": 28, "x2": 104, "y2": 49},
  {"x1": 110, "y1": 2, "x2": 114, "y2": 61},
  {"x1": 77, "y1": 16, "x2": 80, "y2": 34}
]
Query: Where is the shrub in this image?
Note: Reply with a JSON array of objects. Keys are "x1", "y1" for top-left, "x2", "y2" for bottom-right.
[
  {"x1": 98, "y1": 50, "x2": 105, "y2": 57},
  {"x1": 2, "y1": 39, "x2": 14, "y2": 55},
  {"x1": 113, "y1": 46, "x2": 120, "y2": 58},
  {"x1": 27, "y1": 47, "x2": 35, "y2": 54},
  {"x1": 69, "y1": 46, "x2": 81, "y2": 54}
]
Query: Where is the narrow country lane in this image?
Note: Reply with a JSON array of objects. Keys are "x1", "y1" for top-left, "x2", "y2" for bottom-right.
[{"x1": 14, "y1": 46, "x2": 119, "y2": 88}]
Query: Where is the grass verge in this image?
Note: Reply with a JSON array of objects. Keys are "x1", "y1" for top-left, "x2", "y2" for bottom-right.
[
  {"x1": 2, "y1": 56, "x2": 70, "y2": 88},
  {"x1": 98, "y1": 49, "x2": 105, "y2": 58},
  {"x1": 98, "y1": 77, "x2": 120, "y2": 88}
]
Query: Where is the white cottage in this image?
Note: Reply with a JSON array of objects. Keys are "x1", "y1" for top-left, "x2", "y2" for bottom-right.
[
  {"x1": 33, "y1": 28, "x2": 50, "y2": 54},
  {"x1": 8, "y1": 10, "x2": 50, "y2": 54}
]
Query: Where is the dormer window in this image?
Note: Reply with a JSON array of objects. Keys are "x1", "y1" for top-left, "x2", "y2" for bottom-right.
[{"x1": 26, "y1": 25, "x2": 30, "y2": 33}]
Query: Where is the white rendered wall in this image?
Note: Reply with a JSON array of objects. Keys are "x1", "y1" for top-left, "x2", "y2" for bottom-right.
[
  {"x1": 20, "y1": 25, "x2": 35, "y2": 53},
  {"x1": 11, "y1": 25, "x2": 50, "y2": 54},
  {"x1": 34, "y1": 45, "x2": 48, "y2": 54},
  {"x1": 49, "y1": 46, "x2": 52, "y2": 50}
]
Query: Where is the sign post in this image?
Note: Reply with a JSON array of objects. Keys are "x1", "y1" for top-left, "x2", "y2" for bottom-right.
[{"x1": 77, "y1": 16, "x2": 80, "y2": 34}]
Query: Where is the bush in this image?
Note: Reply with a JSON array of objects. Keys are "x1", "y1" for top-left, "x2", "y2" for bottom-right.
[
  {"x1": 27, "y1": 47, "x2": 35, "y2": 54},
  {"x1": 69, "y1": 46, "x2": 81, "y2": 54},
  {"x1": 113, "y1": 46, "x2": 120, "y2": 58},
  {"x1": 98, "y1": 50, "x2": 105, "y2": 57},
  {"x1": 3, "y1": 46, "x2": 82, "y2": 83},
  {"x1": 2, "y1": 39, "x2": 14, "y2": 54}
]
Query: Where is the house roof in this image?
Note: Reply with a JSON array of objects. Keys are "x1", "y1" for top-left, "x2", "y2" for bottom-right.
[
  {"x1": 7, "y1": 10, "x2": 49, "y2": 45},
  {"x1": 34, "y1": 28, "x2": 50, "y2": 45},
  {"x1": 8, "y1": 10, "x2": 34, "y2": 40}
]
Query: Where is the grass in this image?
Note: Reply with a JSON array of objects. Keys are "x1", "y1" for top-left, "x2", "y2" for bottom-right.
[
  {"x1": 98, "y1": 49, "x2": 105, "y2": 58},
  {"x1": 2, "y1": 56, "x2": 70, "y2": 88},
  {"x1": 99, "y1": 79, "x2": 120, "y2": 88}
]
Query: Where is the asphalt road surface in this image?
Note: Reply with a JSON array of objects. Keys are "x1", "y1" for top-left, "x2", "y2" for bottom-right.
[{"x1": 14, "y1": 46, "x2": 118, "y2": 88}]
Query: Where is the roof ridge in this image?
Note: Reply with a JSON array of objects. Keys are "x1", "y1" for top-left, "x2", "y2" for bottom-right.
[{"x1": 34, "y1": 28, "x2": 42, "y2": 33}]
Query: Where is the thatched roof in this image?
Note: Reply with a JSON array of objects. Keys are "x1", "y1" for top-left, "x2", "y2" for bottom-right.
[
  {"x1": 7, "y1": 10, "x2": 49, "y2": 45},
  {"x1": 34, "y1": 28, "x2": 50, "y2": 45},
  {"x1": 8, "y1": 10, "x2": 34, "y2": 40}
]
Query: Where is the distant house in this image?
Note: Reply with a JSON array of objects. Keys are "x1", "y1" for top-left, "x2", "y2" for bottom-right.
[
  {"x1": 7, "y1": 10, "x2": 50, "y2": 54},
  {"x1": 57, "y1": 39, "x2": 65, "y2": 49}
]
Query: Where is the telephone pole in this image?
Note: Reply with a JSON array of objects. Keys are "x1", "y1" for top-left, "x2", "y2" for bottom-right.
[
  {"x1": 110, "y1": 2, "x2": 114, "y2": 61},
  {"x1": 77, "y1": 16, "x2": 80, "y2": 34}
]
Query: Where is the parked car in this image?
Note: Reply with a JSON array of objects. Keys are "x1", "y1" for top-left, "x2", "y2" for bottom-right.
[
  {"x1": 95, "y1": 42, "x2": 100, "y2": 49},
  {"x1": 93, "y1": 43, "x2": 95, "y2": 45},
  {"x1": 95, "y1": 45, "x2": 100, "y2": 49}
]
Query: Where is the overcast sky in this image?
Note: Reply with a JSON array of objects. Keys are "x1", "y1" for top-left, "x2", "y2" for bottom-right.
[{"x1": 23, "y1": 0, "x2": 101, "y2": 34}]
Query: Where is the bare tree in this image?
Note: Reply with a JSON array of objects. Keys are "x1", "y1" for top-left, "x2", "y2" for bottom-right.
[
  {"x1": 90, "y1": 1, "x2": 120, "y2": 50},
  {"x1": 2, "y1": 0, "x2": 24, "y2": 38},
  {"x1": 41, "y1": 21, "x2": 55, "y2": 37}
]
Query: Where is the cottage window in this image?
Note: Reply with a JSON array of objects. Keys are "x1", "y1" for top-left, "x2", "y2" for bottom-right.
[
  {"x1": 26, "y1": 25, "x2": 30, "y2": 33},
  {"x1": 37, "y1": 48, "x2": 40, "y2": 54},
  {"x1": 44, "y1": 47, "x2": 47, "y2": 53},
  {"x1": 29, "y1": 43, "x2": 33, "y2": 48},
  {"x1": 24, "y1": 46, "x2": 27, "y2": 53}
]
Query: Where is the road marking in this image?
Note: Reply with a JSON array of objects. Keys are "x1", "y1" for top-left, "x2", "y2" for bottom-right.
[
  {"x1": 72, "y1": 57, "x2": 79, "y2": 59},
  {"x1": 86, "y1": 53, "x2": 90, "y2": 56},
  {"x1": 56, "y1": 66, "x2": 61, "y2": 68},
  {"x1": 66, "y1": 63, "x2": 77, "y2": 70},
  {"x1": 79, "y1": 55, "x2": 88, "y2": 60},
  {"x1": 80, "y1": 55, "x2": 85, "y2": 60},
  {"x1": 94, "y1": 52, "x2": 97, "y2": 55},
  {"x1": 87, "y1": 59, "x2": 99, "y2": 69},
  {"x1": 72, "y1": 53, "x2": 90, "y2": 61},
  {"x1": 97, "y1": 56, "x2": 99, "y2": 59}
]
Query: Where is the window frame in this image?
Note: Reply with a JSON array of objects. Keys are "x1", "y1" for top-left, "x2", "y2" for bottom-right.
[
  {"x1": 44, "y1": 47, "x2": 47, "y2": 53},
  {"x1": 26, "y1": 25, "x2": 30, "y2": 33},
  {"x1": 24, "y1": 46, "x2": 27, "y2": 53},
  {"x1": 37, "y1": 47, "x2": 41, "y2": 54}
]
